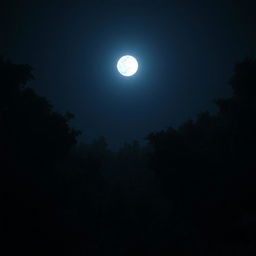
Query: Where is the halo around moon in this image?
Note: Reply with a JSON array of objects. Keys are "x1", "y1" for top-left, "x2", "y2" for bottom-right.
[{"x1": 117, "y1": 55, "x2": 138, "y2": 77}]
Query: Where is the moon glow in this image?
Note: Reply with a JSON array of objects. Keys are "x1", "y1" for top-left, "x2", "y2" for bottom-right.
[{"x1": 117, "y1": 55, "x2": 138, "y2": 77}]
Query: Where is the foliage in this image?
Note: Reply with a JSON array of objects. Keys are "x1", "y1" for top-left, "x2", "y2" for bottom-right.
[
  {"x1": 1, "y1": 57, "x2": 256, "y2": 255},
  {"x1": 146, "y1": 58, "x2": 256, "y2": 255}
]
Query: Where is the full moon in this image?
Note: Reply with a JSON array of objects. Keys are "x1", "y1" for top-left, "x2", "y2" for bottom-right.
[{"x1": 117, "y1": 55, "x2": 138, "y2": 77}]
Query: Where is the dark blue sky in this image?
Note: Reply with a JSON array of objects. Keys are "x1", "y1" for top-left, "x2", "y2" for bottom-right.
[{"x1": 1, "y1": 0, "x2": 255, "y2": 149}]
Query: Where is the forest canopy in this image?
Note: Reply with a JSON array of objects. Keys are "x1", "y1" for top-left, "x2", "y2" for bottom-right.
[{"x1": 1, "y1": 57, "x2": 256, "y2": 255}]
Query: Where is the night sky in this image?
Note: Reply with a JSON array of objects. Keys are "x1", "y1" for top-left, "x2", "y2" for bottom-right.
[{"x1": 1, "y1": 0, "x2": 255, "y2": 149}]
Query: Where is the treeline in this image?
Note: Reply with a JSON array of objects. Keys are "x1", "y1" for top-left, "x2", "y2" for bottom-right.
[{"x1": 1, "y1": 56, "x2": 256, "y2": 255}]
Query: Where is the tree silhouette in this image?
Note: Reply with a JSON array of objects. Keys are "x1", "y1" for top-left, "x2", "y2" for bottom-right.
[
  {"x1": 1, "y1": 56, "x2": 256, "y2": 255},
  {"x1": 146, "y1": 58, "x2": 256, "y2": 255},
  {"x1": 0, "y1": 57, "x2": 82, "y2": 255}
]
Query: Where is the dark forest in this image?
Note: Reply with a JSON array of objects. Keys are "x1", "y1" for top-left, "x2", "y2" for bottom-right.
[{"x1": 1, "y1": 56, "x2": 256, "y2": 255}]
